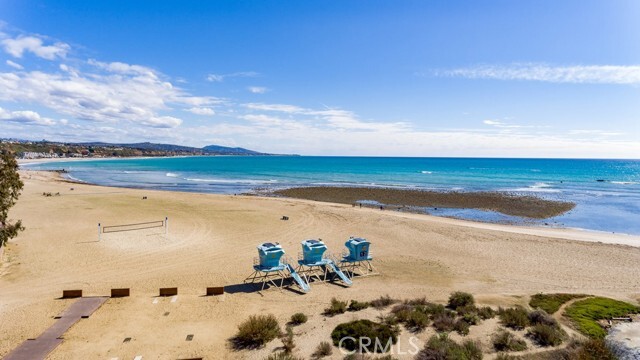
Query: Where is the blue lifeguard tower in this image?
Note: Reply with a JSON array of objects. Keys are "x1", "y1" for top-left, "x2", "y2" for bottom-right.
[
  {"x1": 340, "y1": 237, "x2": 378, "y2": 279},
  {"x1": 296, "y1": 239, "x2": 352, "y2": 286},
  {"x1": 244, "y1": 242, "x2": 310, "y2": 292}
]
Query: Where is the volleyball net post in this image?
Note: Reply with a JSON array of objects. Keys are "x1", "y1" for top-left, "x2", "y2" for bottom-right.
[{"x1": 165, "y1": 216, "x2": 169, "y2": 236}]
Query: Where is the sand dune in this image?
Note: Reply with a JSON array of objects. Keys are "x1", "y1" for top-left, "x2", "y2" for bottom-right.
[{"x1": 0, "y1": 170, "x2": 639, "y2": 359}]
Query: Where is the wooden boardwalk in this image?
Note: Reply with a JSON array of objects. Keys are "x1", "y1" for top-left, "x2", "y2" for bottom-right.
[{"x1": 4, "y1": 297, "x2": 108, "y2": 360}]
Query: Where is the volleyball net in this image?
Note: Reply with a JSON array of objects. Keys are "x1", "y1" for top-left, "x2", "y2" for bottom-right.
[{"x1": 98, "y1": 218, "x2": 168, "y2": 241}]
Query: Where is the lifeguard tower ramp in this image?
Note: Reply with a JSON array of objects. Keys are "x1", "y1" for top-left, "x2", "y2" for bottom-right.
[
  {"x1": 244, "y1": 243, "x2": 309, "y2": 292},
  {"x1": 296, "y1": 239, "x2": 352, "y2": 286},
  {"x1": 340, "y1": 237, "x2": 379, "y2": 279}
]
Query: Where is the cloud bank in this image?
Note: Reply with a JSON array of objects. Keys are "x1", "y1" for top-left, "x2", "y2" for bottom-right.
[{"x1": 438, "y1": 63, "x2": 640, "y2": 84}]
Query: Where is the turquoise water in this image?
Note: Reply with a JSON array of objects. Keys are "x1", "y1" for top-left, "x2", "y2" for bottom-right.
[{"x1": 25, "y1": 156, "x2": 640, "y2": 234}]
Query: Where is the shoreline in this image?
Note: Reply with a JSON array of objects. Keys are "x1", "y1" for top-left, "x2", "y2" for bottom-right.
[
  {"x1": 16, "y1": 157, "x2": 639, "y2": 238},
  {"x1": 19, "y1": 169, "x2": 640, "y2": 247},
  {"x1": 3, "y1": 167, "x2": 640, "y2": 358}
]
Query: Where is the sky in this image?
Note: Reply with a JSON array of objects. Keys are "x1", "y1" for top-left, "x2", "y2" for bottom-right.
[{"x1": 0, "y1": 0, "x2": 639, "y2": 158}]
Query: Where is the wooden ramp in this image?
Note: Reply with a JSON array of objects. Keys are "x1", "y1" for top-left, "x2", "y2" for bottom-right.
[{"x1": 5, "y1": 297, "x2": 108, "y2": 360}]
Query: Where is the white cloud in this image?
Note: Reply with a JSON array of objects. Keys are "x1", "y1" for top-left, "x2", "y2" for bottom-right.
[
  {"x1": 141, "y1": 116, "x2": 182, "y2": 128},
  {"x1": 248, "y1": 86, "x2": 268, "y2": 94},
  {"x1": 438, "y1": 63, "x2": 640, "y2": 84},
  {"x1": 1, "y1": 35, "x2": 70, "y2": 60},
  {"x1": 88, "y1": 59, "x2": 157, "y2": 77},
  {"x1": 206, "y1": 71, "x2": 258, "y2": 82},
  {"x1": 569, "y1": 129, "x2": 624, "y2": 136},
  {"x1": 188, "y1": 107, "x2": 215, "y2": 115},
  {"x1": 182, "y1": 119, "x2": 640, "y2": 158},
  {"x1": 5, "y1": 60, "x2": 23, "y2": 69},
  {"x1": 245, "y1": 103, "x2": 305, "y2": 113},
  {"x1": 0, "y1": 107, "x2": 55, "y2": 125},
  {"x1": 0, "y1": 58, "x2": 221, "y2": 128},
  {"x1": 244, "y1": 102, "x2": 410, "y2": 132}
]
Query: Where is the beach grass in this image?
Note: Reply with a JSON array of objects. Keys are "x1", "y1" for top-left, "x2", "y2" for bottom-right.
[
  {"x1": 564, "y1": 297, "x2": 640, "y2": 338},
  {"x1": 529, "y1": 293, "x2": 587, "y2": 314}
]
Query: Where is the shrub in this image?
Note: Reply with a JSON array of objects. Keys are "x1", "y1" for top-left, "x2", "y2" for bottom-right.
[
  {"x1": 448, "y1": 292, "x2": 475, "y2": 311},
  {"x1": 575, "y1": 338, "x2": 617, "y2": 360},
  {"x1": 370, "y1": 295, "x2": 398, "y2": 309},
  {"x1": 289, "y1": 312, "x2": 308, "y2": 325},
  {"x1": 343, "y1": 354, "x2": 372, "y2": 360},
  {"x1": 528, "y1": 309, "x2": 557, "y2": 327},
  {"x1": 390, "y1": 303, "x2": 413, "y2": 322},
  {"x1": 494, "y1": 354, "x2": 519, "y2": 360},
  {"x1": 232, "y1": 314, "x2": 282, "y2": 349},
  {"x1": 498, "y1": 307, "x2": 530, "y2": 330},
  {"x1": 349, "y1": 300, "x2": 370, "y2": 312},
  {"x1": 564, "y1": 296, "x2": 640, "y2": 338},
  {"x1": 477, "y1": 306, "x2": 496, "y2": 320},
  {"x1": 265, "y1": 353, "x2": 304, "y2": 360},
  {"x1": 324, "y1": 298, "x2": 348, "y2": 316},
  {"x1": 406, "y1": 297, "x2": 431, "y2": 306},
  {"x1": 376, "y1": 356, "x2": 399, "y2": 360},
  {"x1": 492, "y1": 329, "x2": 528, "y2": 352},
  {"x1": 529, "y1": 293, "x2": 587, "y2": 314},
  {"x1": 454, "y1": 318, "x2": 470, "y2": 336},
  {"x1": 377, "y1": 313, "x2": 399, "y2": 326},
  {"x1": 462, "y1": 312, "x2": 480, "y2": 326},
  {"x1": 406, "y1": 309, "x2": 430, "y2": 332},
  {"x1": 281, "y1": 326, "x2": 295, "y2": 353},
  {"x1": 312, "y1": 341, "x2": 333, "y2": 359},
  {"x1": 456, "y1": 304, "x2": 479, "y2": 316},
  {"x1": 331, "y1": 319, "x2": 400, "y2": 353},
  {"x1": 432, "y1": 312, "x2": 456, "y2": 332},
  {"x1": 527, "y1": 323, "x2": 565, "y2": 347},
  {"x1": 416, "y1": 333, "x2": 483, "y2": 360},
  {"x1": 425, "y1": 303, "x2": 448, "y2": 317}
]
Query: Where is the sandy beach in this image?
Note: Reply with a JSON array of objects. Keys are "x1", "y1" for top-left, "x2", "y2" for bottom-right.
[{"x1": 1, "y1": 170, "x2": 639, "y2": 359}]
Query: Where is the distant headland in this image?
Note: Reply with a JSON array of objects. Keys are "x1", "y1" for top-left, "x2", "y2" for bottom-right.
[{"x1": 0, "y1": 138, "x2": 294, "y2": 159}]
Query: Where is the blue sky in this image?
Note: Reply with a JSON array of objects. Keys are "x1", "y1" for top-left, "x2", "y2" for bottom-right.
[{"x1": 0, "y1": 0, "x2": 639, "y2": 157}]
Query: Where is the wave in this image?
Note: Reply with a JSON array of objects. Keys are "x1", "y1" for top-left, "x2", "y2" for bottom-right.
[
  {"x1": 184, "y1": 177, "x2": 278, "y2": 184},
  {"x1": 506, "y1": 182, "x2": 560, "y2": 193},
  {"x1": 531, "y1": 182, "x2": 552, "y2": 188},
  {"x1": 166, "y1": 172, "x2": 179, "y2": 177},
  {"x1": 421, "y1": 170, "x2": 433, "y2": 174},
  {"x1": 610, "y1": 181, "x2": 638, "y2": 185},
  {"x1": 65, "y1": 174, "x2": 87, "y2": 183},
  {"x1": 509, "y1": 187, "x2": 561, "y2": 193},
  {"x1": 530, "y1": 169, "x2": 541, "y2": 172}
]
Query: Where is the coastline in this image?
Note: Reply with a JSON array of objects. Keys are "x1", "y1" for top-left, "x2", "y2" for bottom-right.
[
  {"x1": 19, "y1": 169, "x2": 640, "y2": 247},
  {"x1": 2, "y1": 168, "x2": 639, "y2": 358}
]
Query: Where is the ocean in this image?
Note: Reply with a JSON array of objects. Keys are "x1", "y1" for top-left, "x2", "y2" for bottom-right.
[{"x1": 24, "y1": 156, "x2": 640, "y2": 235}]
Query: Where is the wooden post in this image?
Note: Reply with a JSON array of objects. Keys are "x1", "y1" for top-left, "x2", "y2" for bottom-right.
[
  {"x1": 165, "y1": 217, "x2": 168, "y2": 236},
  {"x1": 62, "y1": 289, "x2": 83, "y2": 298},
  {"x1": 98, "y1": 223, "x2": 101, "y2": 242}
]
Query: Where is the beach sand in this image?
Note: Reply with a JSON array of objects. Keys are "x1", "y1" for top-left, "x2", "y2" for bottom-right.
[{"x1": 1, "y1": 170, "x2": 639, "y2": 359}]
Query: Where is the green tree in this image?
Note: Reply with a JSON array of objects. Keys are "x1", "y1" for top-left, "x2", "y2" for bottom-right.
[{"x1": 1, "y1": 150, "x2": 24, "y2": 248}]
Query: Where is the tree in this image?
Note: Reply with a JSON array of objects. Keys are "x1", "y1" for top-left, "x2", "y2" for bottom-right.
[{"x1": 1, "y1": 150, "x2": 24, "y2": 248}]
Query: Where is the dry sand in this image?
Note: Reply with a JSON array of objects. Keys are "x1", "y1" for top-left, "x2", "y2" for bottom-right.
[{"x1": 1, "y1": 170, "x2": 639, "y2": 359}]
